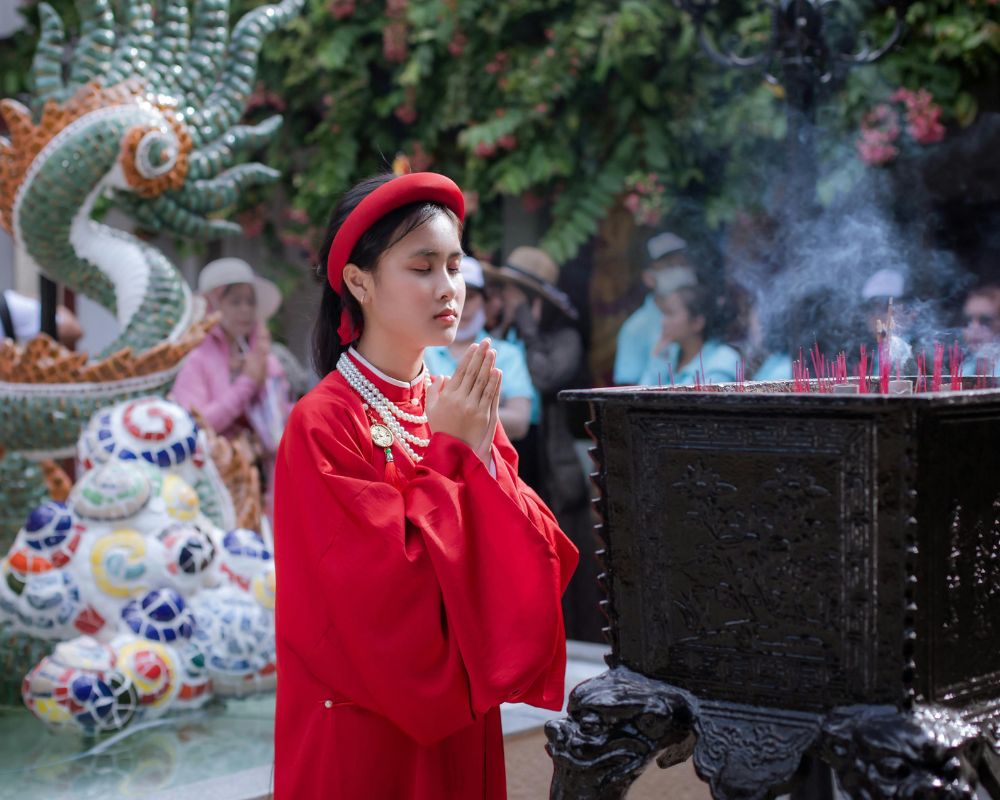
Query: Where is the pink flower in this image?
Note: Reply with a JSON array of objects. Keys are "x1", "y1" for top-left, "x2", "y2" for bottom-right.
[
  {"x1": 462, "y1": 190, "x2": 480, "y2": 215},
  {"x1": 386, "y1": 0, "x2": 407, "y2": 15},
  {"x1": 394, "y1": 104, "x2": 417, "y2": 124},
  {"x1": 909, "y1": 113, "x2": 945, "y2": 144},
  {"x1": 856, "y1": 135, "x2": 898, "y2": 166},
  {"x1": 495, "y1": 108, "x2": 506, "y2": 118},
  {"x1": 497, "y1": 134, "x2": 517, "y2": 150},
  {"x1": 284, "y1": 207, "x2": 310, "y2": 224},
  {"x1": 624, "y1": 193, "x2": 641, "y2": 212},
  {"x1": 448, "y1": 31, "x2": 467, "y2": 56},
  {"x1": 245, "y1": 82, "x2": 286, "y2": 113},
  {"x1": 327, "y1": 0, "x2": 355, "y2": 19},
  {"x1": 544, "y1": 28, "x2": 556, "y2": 41},
  {"x1": 485, "y1": 61, "x2": 501, "y2": 75},
  {"x1": 382, "y1": 21, "x2": 408, "y2": 62},
  {"x1": 473, "y1": 141, "x2": 496, "y2": 158},
  {"x1": 408, "y1": 142, "x2": 433, "y2": 172},
  {"x1": 534, "y1": 102, "x2": 548, "y2": 114},
  {"x1": 861, "y1": 104, "x2": 901, "y2": 140}
]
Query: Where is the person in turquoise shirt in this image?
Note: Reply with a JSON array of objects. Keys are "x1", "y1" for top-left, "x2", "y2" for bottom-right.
[
  {"x1": 614, "y1": 232, "x2": 697, "y2": 384},
  {"x1": 424, "y1": 256, "x2": 534, "y2": 440},
  {"x1": 638, "y1": 283, "x2": 741, "y2": 386},
  {"x1": 753, "y1": 351, "x2": 793, "y2": 381},
  {"x1": 960, "y1": 285, "x2": 1000, "y2": 378}
]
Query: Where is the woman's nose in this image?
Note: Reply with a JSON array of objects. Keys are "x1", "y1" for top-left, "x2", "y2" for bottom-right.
[{"x1": 437, "y1": 272, "x2": 459, "y2": 300}]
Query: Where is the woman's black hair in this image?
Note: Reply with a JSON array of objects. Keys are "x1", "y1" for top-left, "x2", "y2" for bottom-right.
[
  {"x1": 312, "y1": 173, "x2": 461, "y2": 376},
  {"x1": 672, "y1": 283, "x2": 730, "y2": 341}
]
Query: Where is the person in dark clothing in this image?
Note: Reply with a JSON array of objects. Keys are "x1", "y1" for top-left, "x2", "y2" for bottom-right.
[{"x1": 492, "y1": 246, "x2": 603, "y2": 643}]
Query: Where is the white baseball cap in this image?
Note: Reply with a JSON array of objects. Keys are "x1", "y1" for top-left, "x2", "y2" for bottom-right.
[
  {"x1": 460, "y1": 256, "x2": 486, "y2": 291},
  {"x1": 861, "y1": 268, "x2": 905, "y2": 301},
  {"x1": 197, "y1": 258, "x2": 282, "y2": 320},
  {"x1": 647, "y1": 232, "x2": 687, "y2": 262}
]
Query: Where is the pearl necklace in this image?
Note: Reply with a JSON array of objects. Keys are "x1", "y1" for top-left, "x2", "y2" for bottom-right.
[{"x1": 337, "y1": 352, "x2": 430, "y2": 463}]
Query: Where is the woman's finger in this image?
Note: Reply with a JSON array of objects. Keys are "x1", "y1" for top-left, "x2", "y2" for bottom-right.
[
  {"x1": 426, "y1": 375, "x2": 445, "y2": 410},
  {"x1": 449, "y1": 342, "x2": 477, "y2": 390},
  {"x1": 484, "y1": 367, "x2": 502, "y2": 410},
  {"x1": 458, "y1": 339, "x2": 489, "y2": 395},
  {"x1": 469, "y1": 347, "x2": 496, "y2": 405}
]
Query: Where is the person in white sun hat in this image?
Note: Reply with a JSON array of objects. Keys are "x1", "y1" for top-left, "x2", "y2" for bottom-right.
[
  {"x1": 171, "y1": 257, "x2": 292, "y2": 514},
  {"x1": 613, "y1": 231, "x2": 698, "y2": 385}
]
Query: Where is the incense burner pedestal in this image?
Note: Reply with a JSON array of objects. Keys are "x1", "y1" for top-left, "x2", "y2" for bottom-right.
[{"x1": 546, "y1": 382, "x2": 1000, "y2": 799}]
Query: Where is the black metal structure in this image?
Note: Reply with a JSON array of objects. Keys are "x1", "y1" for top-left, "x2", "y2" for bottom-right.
[
  {"x1": 546, "y1": 380, "x2": 1000, "y2": 799},
  {"x1": 673, "y1": 0, "x2": 913, "y2": 214}
]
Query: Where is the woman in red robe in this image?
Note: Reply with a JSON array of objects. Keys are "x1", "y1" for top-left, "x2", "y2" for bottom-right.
[{"x1": 272, "y1": 172, "x2": 579, "y2": 799}]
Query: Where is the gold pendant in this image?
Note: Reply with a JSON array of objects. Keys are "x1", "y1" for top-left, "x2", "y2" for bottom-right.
[{"x1": 370, "y1": 424, "x2": 394, "y2": 448}]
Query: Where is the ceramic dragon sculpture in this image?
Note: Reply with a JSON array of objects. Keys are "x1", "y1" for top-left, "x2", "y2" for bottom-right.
[{"x1": 0, "y1": 0, "x2": 303, "y2": 543}]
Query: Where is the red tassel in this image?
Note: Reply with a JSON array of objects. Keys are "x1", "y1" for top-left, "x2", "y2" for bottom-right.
[{"x1": 383, "y1": 449, "x2": 406, "y2": 490}]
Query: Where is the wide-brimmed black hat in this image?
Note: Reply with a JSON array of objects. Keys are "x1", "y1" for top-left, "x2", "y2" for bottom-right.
[{"x1": 494, "y1": 247, "x2": 578, "y2": 320}]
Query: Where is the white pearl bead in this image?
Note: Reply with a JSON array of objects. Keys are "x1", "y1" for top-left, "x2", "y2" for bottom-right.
[{"x1": 338, "y1": 353, "x2": 429, "y2": 463}]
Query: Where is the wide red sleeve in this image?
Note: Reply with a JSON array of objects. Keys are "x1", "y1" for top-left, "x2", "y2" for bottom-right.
[{"x1": 273, "y1": 395, "x2": 579, "y2": 746}]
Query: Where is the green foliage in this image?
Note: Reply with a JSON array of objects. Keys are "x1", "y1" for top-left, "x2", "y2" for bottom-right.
[{"x1": 0, "y1": 0, "x2": 992, "y2": 265}]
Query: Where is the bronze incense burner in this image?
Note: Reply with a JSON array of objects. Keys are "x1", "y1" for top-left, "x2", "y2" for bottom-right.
[{"x1": 547, "y1": 379, "x2": 1000, "y2": 799}]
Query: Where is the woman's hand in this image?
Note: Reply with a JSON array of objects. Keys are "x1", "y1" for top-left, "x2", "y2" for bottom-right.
[
  {"x1": 243, "y1": 326, "x2": 271, "y2": 385},
  {"x1": 427, "y1": 339, "x2": 501, "y2": 465}
]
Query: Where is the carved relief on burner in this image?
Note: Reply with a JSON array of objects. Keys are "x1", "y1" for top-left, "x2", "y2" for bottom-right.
[
  {"x1": 625, "y1": 414, "x2": 878, "y2": 709},
  {"x1": 940, "y1": 496, "x2": 1000, "y2": 645}
]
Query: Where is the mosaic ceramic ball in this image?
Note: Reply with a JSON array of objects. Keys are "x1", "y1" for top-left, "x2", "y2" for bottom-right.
[
  {"x1": 70, "y1": 461, "x2": 152, "y2": 521},
  {"x1": 22, "y1": 637, "x2": 138, "y2": 733},
  {"x1": 157, "y1": 522, "x2": 217, "y2": 585},
  {"x1": 113, "y1": 636, "x2": 181, "y2": 714},
  {"x1": 173, "y1": 640, "x2": 212, "y2": 710},
  {"x1": 121, "y1": 588, "x2": 194, "y2": 643},
  {"x1": 218, "y1": 528, "x2": 272, "y2": 591},
  {"x1": 78, "y1": 398, "x2": 199, "y2": 471},
  {"x1": 251, "y1": 564, "x2": 276, "y2": 611},
  {"x1": 23, "y1": 501, "x2": 77, "y2": 551},
  {"x1": 88, "y1": 527, "x2": 151, "y2": 600},
  {"x1": 10, "y1": 568, "x2": 82, "y2": 636},
  {"x1": 189, "y1": 587, "x2": 276, "y2": 697},
  {"x1": 159, "y1": 474, "x2": 200, "y2": 521}
]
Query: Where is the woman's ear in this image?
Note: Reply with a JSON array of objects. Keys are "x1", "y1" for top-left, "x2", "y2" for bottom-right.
[
  {"x1": 692, "y1": 314, "x2": 706, "y2": 335},
  {"x1": 342, "y1": 263, "x2": 372, "y2": 304}
]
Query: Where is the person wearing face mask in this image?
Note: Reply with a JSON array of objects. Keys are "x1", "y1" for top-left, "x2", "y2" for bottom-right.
[
  {"x1": 170, "y1": 257, "x2": 293, "y2": 510},
  {"x1": 961, "y1": 285, "x2": 1000, "y2": 377},
  {"x1": 423, "y1": 256, "x2": 533, "y2": 441}
]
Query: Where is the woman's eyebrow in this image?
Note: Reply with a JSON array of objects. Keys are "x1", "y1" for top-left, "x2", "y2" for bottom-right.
[{"x1": 408, "y1": 248, "x2": 466, "y2": 259}]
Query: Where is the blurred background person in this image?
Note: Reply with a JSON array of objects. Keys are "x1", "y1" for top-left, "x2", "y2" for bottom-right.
[
  {"x1": 638, "y1": 283, "x2": 741, "y2": 386},
  {"x1": 0, "y1": 288, "x2": 83, "y2": 348},
  {"x1": 613, "y1": 231, "x2": 695, "y2": 385},
  {"x1": 424, "y1": 256, "x2": 533, "y2": 441},
  {"x1": 860, "y1": 267, "x2": 914, "y2": 368},
  {"x1": 171, "y1": 257, "x2": 293, "y2": 515},
  {"x1": 961, "y1": 284, "x2": 1000, "y2": 376},
  {"x1": 492, "y1": 246, "x2": 601, "y2": 642}
]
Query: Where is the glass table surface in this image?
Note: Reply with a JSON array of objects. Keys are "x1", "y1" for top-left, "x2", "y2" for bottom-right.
[{"x1": 0, "y1": 695, "x2": 276, "y2": 800}]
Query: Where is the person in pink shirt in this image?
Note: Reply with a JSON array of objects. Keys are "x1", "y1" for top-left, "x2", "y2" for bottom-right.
[{"x1": 171, "y1": 258, "x2": 293, "y2": 513}]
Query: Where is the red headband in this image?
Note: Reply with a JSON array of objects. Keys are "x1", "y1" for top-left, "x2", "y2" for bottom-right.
[{"x1": 327, "y1": 172, "x2": 466, "y2": 345}]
